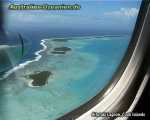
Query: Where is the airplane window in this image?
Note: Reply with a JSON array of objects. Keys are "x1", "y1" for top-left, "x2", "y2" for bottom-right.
[{"x1": 0, "y1": 0, "x2": 142, "y2": 120}]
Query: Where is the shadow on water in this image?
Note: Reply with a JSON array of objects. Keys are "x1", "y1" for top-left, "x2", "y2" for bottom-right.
[
  {"x1": 0, "y1": 32, "x2": 22, "y2": 120},
  {"x1": 0, "y1": 38, "x2": 19, "y2": 120},
  {"x1": 0, "y1": 51, "x2": 11, "y2": 120}
]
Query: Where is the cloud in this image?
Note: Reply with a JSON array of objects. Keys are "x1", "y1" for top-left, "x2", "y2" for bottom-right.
[{"x1": 104, "y1": 8, "x2": 139, "y2": 18}]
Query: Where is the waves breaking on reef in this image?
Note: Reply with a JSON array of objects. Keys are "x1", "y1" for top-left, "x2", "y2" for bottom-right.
[{"x1": 0, "y1": 39, "x2": 48, "y2": 80}]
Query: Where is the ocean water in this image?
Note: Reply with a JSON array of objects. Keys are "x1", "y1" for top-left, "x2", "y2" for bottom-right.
[
  {"x1": 0, "y1": 35, "x2": 130, "y2": 120},
  {"x1": 0, "y1": 44, "x2": 22, "y2": 74}
]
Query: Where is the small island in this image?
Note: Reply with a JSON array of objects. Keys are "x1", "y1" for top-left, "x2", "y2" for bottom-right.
[
  {"x1": 51, "y1": 46, "x2": 71, "y2": 54},
  {"x1": 28, "y1": 71, "x2": 52, "y2": 87},
  {"x1": 51, "y1": 51, "x2": 66, "y2": 54},
  {"x1": 52, "y1": 38, "x2": 69, "y2": 42}
]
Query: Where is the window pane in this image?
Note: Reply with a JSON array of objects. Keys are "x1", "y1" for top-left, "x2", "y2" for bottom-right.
[{"x1": 0, "y1": 0, "x2": 142, "y2": 120}]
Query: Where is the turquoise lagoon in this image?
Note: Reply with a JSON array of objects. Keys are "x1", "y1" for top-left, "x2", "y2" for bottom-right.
[{"x1": 0, "y1": 35, "x2": 130, "y2": 120}]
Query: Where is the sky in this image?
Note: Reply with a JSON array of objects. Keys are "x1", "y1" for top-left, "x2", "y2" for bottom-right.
[{"x1": 4, "y1": 0, "x2": 142, "y2": 36}]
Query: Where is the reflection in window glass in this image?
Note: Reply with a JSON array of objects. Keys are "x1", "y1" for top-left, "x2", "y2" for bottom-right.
[{"x1": 0, "y1": 0, "x2": 142, "y2": 120}]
